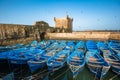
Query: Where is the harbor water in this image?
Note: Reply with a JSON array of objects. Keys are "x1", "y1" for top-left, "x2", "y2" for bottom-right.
[{"x1": 0, "y1": 61, "x2": 120, "y2": 80}]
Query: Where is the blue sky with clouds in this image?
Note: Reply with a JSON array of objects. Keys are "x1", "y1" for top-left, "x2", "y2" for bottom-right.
[{"x1": 0, "y1": 0, "x2": 120, "y2": 31}]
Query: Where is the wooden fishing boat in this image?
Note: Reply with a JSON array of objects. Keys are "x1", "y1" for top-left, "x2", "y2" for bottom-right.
[
  {"x1": 34, "y1": 50, "x2": 58, "y2": 69},
  {"x1": 85, "y1": 51, "x2": 110, "y2": 80},
  {"x1": 27, "y1": 50, "x2": 46, "y2": 73},
  {"x1": 97, "y1": 41, "x2": 120, "y2": 74},
  {"x1": 29, "y1": 40, "x2": 38, "y2": 47},
  {"x1": 36, "y1": 40, "x2": 51, "y2": 50},
  {"x1": 0, "y1": 43, "x2": 24, "y2": 53},
  {"x1": 0, "y1": 46, "x2": 11, "y2": 53},
  {"x1": 67, "y1": 51, "x2": 85, "y2": 78},
  {"x1": 86, "y1": 40, "x2": 100, "y2": 54},
  {"x1": 41, "y1": 41, "x2": 65, "y2": 62},
  {"x1": 75, "y1": 41, "x2": 86, "y2": 53},
  {"x1": 47, "y1": 50, "x2": 70, "y2": 73},
  {"x1": 8, "y1": 48, "x2": 38, "y2": 67},
  {"x1": 27, "y1": 41, "x2": 65, "y2": 73},
  {"x1": 97, "y1": 41, "x2": 108, "y2": 52},
  {"x1": 45, "y1": 42, "x2": 59, "y2": 52},
  {"x1": 0, "y1": 50, "x2": 13, "y2": 67},
  {"x1": 103, "y1": 49, "x2": 120, "y2": 74},
  {"x1": 65, "y1": 41, "x2": 75, "y2": 53},
  {"x1": 108, "y1": 41, "x2": 120, "y2": 58}
]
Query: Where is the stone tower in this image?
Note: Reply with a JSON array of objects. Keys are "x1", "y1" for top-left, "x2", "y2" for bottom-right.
[{"x1": 54, "y1": 15, "x2": 73, "y2": 32}]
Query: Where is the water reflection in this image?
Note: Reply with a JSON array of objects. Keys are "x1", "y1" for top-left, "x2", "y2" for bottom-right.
[{"x1": 0, "y1": 64, "x2": 120, "y2": 80}]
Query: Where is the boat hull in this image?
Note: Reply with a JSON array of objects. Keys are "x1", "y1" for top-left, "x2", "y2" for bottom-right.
[
  {"x1": 8, "y1": 59, "x2": 27, "y2": 65},
  {"x1": 27, "y1": 60, "x2": 46, "y2": 73},
  {"x1": 102, "y1": 50, "x2": 120, "y2": 75},
  {"x1": 85, "y1": 51, "x2": 110, "y2": 80},
  {"x1": 48, "y1": 62, "x2": 67, "y2": 72},
  {"x1": 111, "y1": 66, "x2": 120, "y2": 74},
  {"x1": 69, "y1": 64, "x2": 84, "y2": 78}
]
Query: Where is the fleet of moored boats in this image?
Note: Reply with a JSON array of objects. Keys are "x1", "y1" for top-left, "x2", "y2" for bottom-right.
[{"x1": 0, "y1": 40, "x2": 120, "y2": 80}]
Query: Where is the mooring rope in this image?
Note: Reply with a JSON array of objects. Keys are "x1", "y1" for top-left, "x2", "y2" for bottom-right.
[
  {"x1": 22, "y1": 69, "x2": 48, "y2": 80},
  {"x1": 109, "y1": 72, "x2": 120, "y2": 80},
  {"x1": 22, "y1": 67, "x2": 69, "y2": 80}
]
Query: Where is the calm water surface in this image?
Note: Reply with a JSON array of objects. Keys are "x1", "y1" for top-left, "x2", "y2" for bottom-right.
[{"x1": 0, "y1": 64, "x2": 120, "y2": 80}]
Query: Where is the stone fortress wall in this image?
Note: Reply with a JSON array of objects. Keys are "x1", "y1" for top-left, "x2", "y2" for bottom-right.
[
  {"x1": 0, "y1": 15, "x2": 120, "y2": 45},
  {"x1": 0, "y1": 21, "x2": 54, "y2": 45},
  {"x1": 0, "y1": 24, "x2": 27, "y2": 40},
  {"x1": 46, "y1": 32, "x2": 120, "y2": 40}
]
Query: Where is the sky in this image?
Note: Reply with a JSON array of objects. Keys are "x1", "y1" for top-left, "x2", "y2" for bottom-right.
[{"x1": 0, "y1": 0, "x2": 120, "y2": 31}]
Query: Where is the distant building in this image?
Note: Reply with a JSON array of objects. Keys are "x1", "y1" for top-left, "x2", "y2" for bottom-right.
[
  {"x1": 34, "y1": 21, "x2": 54, "y2": 32},
  {"x1": 34, "y1": 21, "x2": 49, "y2": 31},
  {"x1": 54, "y1": 15, "x2": 73, "y2": 32}
]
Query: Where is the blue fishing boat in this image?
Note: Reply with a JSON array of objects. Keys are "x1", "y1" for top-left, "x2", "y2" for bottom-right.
[
  {"x1": 0, "y1": 44, "x2": 26, "y2": 68},
  {"x1": 57, "y1": 41, "x2": 66, "y2": 51},
  {"x1": 103, "y1": 49, "x2": 120, "y2": 74},
  {"x1": 75, "y1": 41, "x2": 86, "y2": 53},
  {"x1": 97, "y1": 42, "x2": 120, "y2": 74},
  {"x1": 27, "y1": 41, "x2": 65, "y2": 73},
  {"x1": 108, "y1": 40, "x2": 120, "y2": 44},
  {"x1": 47, "y1": 50, "x2": 70, "y2": 72},
  {"x1": 0, "y1": 44, "x2": 24, "y2": 53},
  {"x1": 85, "y1": 51, "x2": 110, "y2": 80},
  {"x1": 27, "y1": 50, "x2": 46, "y2": 73},
  {"x1": 67, "y1": 51, "x2": 85, "y2": 78},
  {"x1": 27, "y1": 50, "x2": 56, "y2": 73},
  {"x1": 86, "y1": 40, "x2": 100, "y2": 53},
  {"x1": 35, "y1": 50, "x2": 58, "y2": 69},
  {"x1": 97, "y1": 41, "x2": 108, "y2": 51},
  {"x1": 117, "y1": 52, "x2": 120, "y2": 57},
  {"x1": 36, "y1": 40, "x2": 51, "y2": 50},
  {"x1": 45, "y1": 42, "x2": 59, "y2": 52},
  {"x1": 108, "y1": 41, "x2": 120, "y2": 59},
  {"x1": 11, "y1": 43, "x2": 24, "y2": 49},
  {"x1": 108, "y1": 41, "x2": 120, "y2": 49},
  {"x1": 86, "y1": 40, "x2": 97, "y2": 50},
  {"x1": 0, "y1": 50, "x2": 13, "y2": 66},
  {"x1": 8, "y1": 48, "x2": 37, "y2": 66},
  {"x1": 0, "y1": 46, "x2": 12, "y2": 52},
  {"x1": 40, "y1": 42, "x2": 64, "y2": 61},
  {"x1": 29, "y1": 40, "x2": 38, "y2": 47},
  {"x1": 46, "y1": 41, "x2": 65, "y2": 51},
  {"x1": 65, "y1": 41, "x2": 75, "y2": 53}
]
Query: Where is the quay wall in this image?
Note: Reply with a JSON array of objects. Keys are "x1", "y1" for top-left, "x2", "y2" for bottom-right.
[
  {"x1": 1, "y1": 37, "x2": 36, "y2": 46},
  {"x1": 0, "y1": 24, "x2": 34, "y2": 40},
  {"x1": 0, "y1": 24, "x2": 36, "y2": 46},
  {"x1": 46, "y1": 32, "x2": 120, "y2": 40}
]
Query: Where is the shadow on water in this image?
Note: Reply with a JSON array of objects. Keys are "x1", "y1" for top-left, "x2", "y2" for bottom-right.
[
  {"x1": 0, "y1": 64, "x2": 31, "y2": 80},
  {"x1": 13, "y1": 65, "x2": 31, "y2": 80},
  {"x1": 0, "y1": 63, "x2": 11, "y2": 77},
  {"x1": 74, "y1": 64, "x2": 95, "y2": 80},
  {"x1": 103, "y1": 69, "x2": 120, "y2": 80},
  {"x1": 48, "y1": 65, "x2": 73, "y2": 80},
  {"x1": 24, "y1": 65, "x2": 73, "y2": 80},
  {"x1": 1, "y1": 64, "x2": 120, "y2": 80}
]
